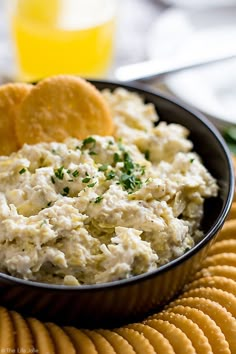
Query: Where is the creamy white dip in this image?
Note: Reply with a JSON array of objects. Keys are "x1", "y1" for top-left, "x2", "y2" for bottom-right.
[{"x1": 0, "y1": 88, "x2": 218, "y2": 285}]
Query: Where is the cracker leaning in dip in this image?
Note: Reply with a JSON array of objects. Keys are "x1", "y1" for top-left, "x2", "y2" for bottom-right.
[{"x1": 0, "y1": 76, "x2": 218, "y2": 285}]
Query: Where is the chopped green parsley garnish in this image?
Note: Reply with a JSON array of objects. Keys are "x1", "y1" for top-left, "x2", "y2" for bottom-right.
[
  {"x1": 190, "y1": 158, "x2": 195, "y2": 163},
  {"x1": 19, "y1": 168, "x2": 26, "y2": 175},
  {"x1": 106, "y1": 170, "x2": 116, "y2": 180},
  {"x1": 51, "y1": 176, "x2": 55, "y2": 184},
  {"x1": 98, "y1": 164, "x2": 108, "y2": 172},
  {"x1": 82, "y1": 177, "x2": 91, "y2": 183},
  {"x1": 72, "y1": 170, "x2": 79, "y2": 177},
  {"x1": 88, "y1": 182, "x2": 96, "y2": 188},
  {"x1": 119, "y1": 174, "x2": 142, "y2": 192},
  {"x1": 82, "y1": 136, "x2": 96, "y2": 149},
  {"x1": 47, "y1": 201, "x2": 52, "y2": 207},
  {"x1": 54, "y1": 166, "x2": 64, "y2": 180},
  {"x1": 123, "y1": 152, "x2": 135, "y2": 172},
  {"x1": 113, "y1": 153, "x2": 121, "y2": 164},
  {"x1": 89, "y1": 151, "x2": 97, "y2": 155},
  {"x1": 94, "y1": 196, "x2": 103, "y2": 203}
]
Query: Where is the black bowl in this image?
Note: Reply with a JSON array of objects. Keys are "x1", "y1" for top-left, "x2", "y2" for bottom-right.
[{"x1": 0, "y1": 81, "x2": 234, "y2": 328}]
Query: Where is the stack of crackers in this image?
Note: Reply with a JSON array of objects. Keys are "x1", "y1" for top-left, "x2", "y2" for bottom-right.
[
  {"x1": 1, "y1": 202, "x2": 236, "y2": 353},
  {"x1": 0, "y1": 76, "x2": 235, "y2": 353}
]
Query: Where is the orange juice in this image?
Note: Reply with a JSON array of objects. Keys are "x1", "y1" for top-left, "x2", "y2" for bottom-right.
[{"x1": 11, "y1": 0, "x2": 116, "y2": 82}]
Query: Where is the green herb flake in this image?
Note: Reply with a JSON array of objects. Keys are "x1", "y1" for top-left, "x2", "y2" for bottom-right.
[
  {"x1": 190, "y1": 158, "x2": 195, "y2": 163},
  {"x1": 82, "y1": 177, "x2": 91, "y2": 183},
  {"x1": 89, "y1": 151, "x2": 97, "y2": 155},
  {"x1": 72, "y1": 170, "x2": 79, "y2": 177},
  {"x1": 123, "y1": 152, "x2": 134, "y2": 172},
  {"x1": 19, "y1": 168, "x2": 26, "y2": 175},
  {"x1": 113, "y1": 152, "x2": 121, "y2": 164},
  {"x1": 98, "y1": 164, "x2": 108, "y2": 172},
  {"x1": 67, "y1": 169, "x2": 71, "y2": 174},
  {"x1": 47, "y1": 201, "x2": 52, "y2": 207},
  {"x1": 94, "y1": 196, "x2": 103, "y2": 203},
  {"x1": 119, "y1": 174, "x2": 142, "y2": 192},
  {"x1": 54, "y1": 166, "x2": 64, "y2": 180},
  {"x1": 62, "y1": 186, "x2": 70, "y2": 196},
  {"x1": 88, "y1": 182, "x2": 96, "y2": 188},
  {"x1": 82, "y1": 136, "x2": 96, "y2": 149},
  {"x1": 51, "y1": 176, "x2": 55, "y2": 184},
  {"x1": 106, "y1": 170, "x2": 116, "y2": 180}
]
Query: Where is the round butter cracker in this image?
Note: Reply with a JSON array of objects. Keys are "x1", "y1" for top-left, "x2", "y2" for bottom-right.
[
  {"x1": 193, "y1": 265, "x2": 236, "y2": 282},
  {"x1": 11, "y1": 311, "x2": 34, "y2": 353},
  {"x1": 83, "y1": 329, "x2": 116, "y2": 354},
  {"x1": 126, "y1": 323, "x2": 175, "y2": 354},
  {"x1": 46, "y1": 322, "x2": 76, "y2": 354},
  {"x1": 207, "y1": 239, "x2": 236, "y2": 256},
  {"x1": 185, "y1": 275, "x2": 236, "y2": 296},
  {"x1": 143, "y1": 319, "x2": 195, "y2": 354},
  {"x1": 97, "y1": 329, "x2": 136, "y2": 354},
  {"x1": 179, "y1": 287, "x2": 236, "y2": 318},
  {"x1": 0, "y1": 83, "x2": 32, "y2": 155},
  {"x1": 27, "y1": 317, "x2": 55, "y2": 354},
  {"x1": 64, "y1": 327, "x2": 98, "y2": 354},
  {"x1": 114, "y1": 328, "x2": 156, "y2": 354},
  {"x1": 155, "y1": 311, "x2": 211, "y2": 354},
  {"x1": 165, "y1": 305, "x2": 230, "y2": 354},
  {"x1": 16, "y1": 75, "x2": 113, "y2": 146},
  {"x1": 0, "y1": 307, "x2": 15, "y2": 352},
  {"x1": 167, "y1": 297, "x2": 236, "y2": 353},
  {"x1": 201, "y1": 253, "x2": 236, "y2": 268}
]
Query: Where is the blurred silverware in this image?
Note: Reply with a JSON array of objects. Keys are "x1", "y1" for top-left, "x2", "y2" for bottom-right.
[{"x1": 114, "y1": 51, "x2": 236, "y2": 82}]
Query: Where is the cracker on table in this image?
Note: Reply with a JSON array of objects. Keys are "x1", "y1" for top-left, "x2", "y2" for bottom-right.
[
  {"x1": 0, "y1": 307, "x2": 15, "y2": 352},
  {"x1": 201, "y1": 252, "x2": 236, "y2": 268},
  {"x1": 185, "y1": 275, "x2": 236, "y2": 296},
  {"x1": 16, "y1": 75, "x2": 113, "y2": 146},
  {"x1": 167, "y1": 297, "x2": 236, "y2": 353},
  {"x1": 126, "y1": 323, "x2": 175, "y2": 354},
  {"x1": 46, "y1": 323, "x2": 76, "y2": 354},
  {"x1": 10, "y1": 311, "x2": 34, "y2": 353},
  {"x1": 207, "y1": 239, "x2": 236, "y2": 256},
  {"x1": 83, "y1": 329, "x2": 116, "y2": 354},
  {"x1": 114, "y1": 328, "x2": 156, "y2": 354},
  {"x1": 64, "y1": 327, "x2": 98, "y2": 354},
  {"x1": 0, "y1": 83, "x2": 32, "y2": 155},
  {"x1": 179, "y1": 287, "x2": 236, "y2": 318},
  {"x1": 155, "y1": 311, "x2": 211, "y2": 354},
  {"x1": 97, "y1": 329, "x2": 136, "y2": 354},
  {"x1": 165, "y1": 305, "x2": 230, "y2": 354},
  {"x1": 193, "y1": 265, "x2": 236, "y2": 282},
  {"x1": 216, "y1": 220, "x2": 236, "y2": 241},
  {"x1": 27, "y1": 317, "x2": 55, "y2": 354},
  {"x1": 143, "y1": 319, "x2": 195, "y2": 354}
]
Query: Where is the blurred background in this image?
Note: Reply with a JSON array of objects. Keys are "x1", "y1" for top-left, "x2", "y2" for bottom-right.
[{"x1": 0, "y1": 0, "x2": 236, "y2": 134}]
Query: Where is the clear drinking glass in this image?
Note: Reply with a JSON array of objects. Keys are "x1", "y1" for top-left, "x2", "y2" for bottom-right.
[{"x1": 9, "y1": 0, "x2": 117, "y2": 82}]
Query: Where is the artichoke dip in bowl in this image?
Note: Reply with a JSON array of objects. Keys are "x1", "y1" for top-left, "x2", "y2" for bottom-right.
[{"x1": 0, "y1": 80, "x2": 234, "y2": 328}]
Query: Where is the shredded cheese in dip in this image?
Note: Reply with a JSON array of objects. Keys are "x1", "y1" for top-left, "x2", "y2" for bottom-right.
[{"x1": 0, "y1": 88, "x2": 218, "y2": 285}]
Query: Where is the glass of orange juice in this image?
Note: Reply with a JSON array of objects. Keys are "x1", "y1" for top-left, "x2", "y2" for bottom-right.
[{"x1": 9, "y1": 0, "x2": 117, "y2": 82}]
